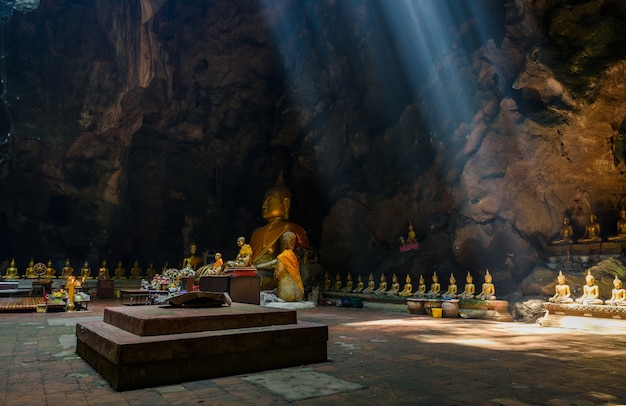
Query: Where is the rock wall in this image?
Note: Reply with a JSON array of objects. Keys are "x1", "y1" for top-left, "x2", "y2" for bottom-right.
[{"x1": 1, "y1": 0, "x2": 626, "y2": 301}]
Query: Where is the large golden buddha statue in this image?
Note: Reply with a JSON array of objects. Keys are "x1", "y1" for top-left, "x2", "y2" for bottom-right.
[
  {"x1": 250, "y1": 173, "x2": 309, "y2": 290},
  {"x1": 608, "y1": 209, "x2": 626, "y2": 242},
  {"x1": 578, "y1": 213, "x2": 602, "y2": 243}
]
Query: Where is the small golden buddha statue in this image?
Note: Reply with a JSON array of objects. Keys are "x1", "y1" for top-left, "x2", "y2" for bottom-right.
[
  {"x1": 25, "y1": 259, "x2": 36, "y2": 278},
  {"x1": 146, "y1": 262, "x2": 156, "y2": 279},
  {"x1": 363, "y1": 273, "x2": 375, "y2": 293},
  {"x1": 575, "y1": 270, "x2": 602, "y2": 305},
  {"x1": 98, "y1": 260, "x2": 109, "y2": 279},
  {"x1": 114, "y1": 261, "x2": 126, "y2": 279},
  {"x1": 184, "y1": 243, "x2": 203, "y2": 270},
  {"x1": 130, "y1": 260, "x2": 143, "y2": 279},
  {"x1": 426, "y1": 271, "x2": 441, "y2": 298},
  {"x1": 342, "y1": 273, "x2": 354, "y2": 292},
  {"x1": 549, "y1": 270, "x2": 573, "y2": 304},
  {"x1": 44, "y1": 259, "x2": 57, "y2": 278},
  {"x1": 551, "y1": 216, "x2": 574, "y2": 245},
  {"x1": 387, "y1": 273, "x2": 400, "y2": 295},
  {"x1": 61, "y1": 258, "x2": 74, "y2": 279},
  {"x1": 442, "y1": 274, "x2": 458, "y2": 299},
  {"x1": 353, "y1": 274, "x2": 364, "y2": 293},
  {"x1": 4, "y1": 258, "x2": 19, "y2": 279},
  {"x1": 407, "y1": 222, "x2": 416, "y2": 242},
  {"x1": 476, "y1": 269, "x2": 496, "y2": 300},
  {"x1": 608, "y1": 209, "x2": 626, "y2": 241},
  {"x1": 605, "y1": 275, "x2": 626, "y2": 306},
  {"x1": 374, "y1": 274, "x2": 388, "y2": 294},
  {"x1": 578, "y1": 213, "x2": 602, "y2": 243},
  {"x1": 333, "y1": 273, "x2": 342, "y2": 291},
  {"x1": 398, "y1": 274, "x2": 413, "y2": 297},
  {"x1": 323, "y1": 271, "x2": 331, "y2": 291},
  {"x1": 459, "y1": 271, "x2": 475, "y2": 299},
  {"x1": 414, "y1": 275, "x2": 427, "y2": 297},
  {"x1": 80, "y1": 261, "x2": 92, "y2": 279}
]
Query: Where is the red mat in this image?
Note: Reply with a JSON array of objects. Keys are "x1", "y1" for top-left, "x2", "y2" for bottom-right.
[{"x1": 0, "y1": 297, "x2": 45, "y2": 311}]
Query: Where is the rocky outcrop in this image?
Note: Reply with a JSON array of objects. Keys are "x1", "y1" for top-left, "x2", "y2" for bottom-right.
[{"x1": 0, "y1": 0, "x2": 626, "y2": 308}]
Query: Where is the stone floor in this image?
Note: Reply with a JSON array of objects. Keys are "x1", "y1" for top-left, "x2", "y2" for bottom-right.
[{"x1": 0, "y1": 297, "x2": 625, "y2": 405}]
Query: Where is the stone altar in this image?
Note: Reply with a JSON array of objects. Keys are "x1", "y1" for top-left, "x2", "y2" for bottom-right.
[{"x1": 76, "y1": 303, "x2": 328, "y2": 390}]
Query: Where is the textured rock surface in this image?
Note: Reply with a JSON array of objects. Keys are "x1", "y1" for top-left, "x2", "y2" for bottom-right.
[{"x1": 1, "y1": 0, "x2": 626, "y2": 305}]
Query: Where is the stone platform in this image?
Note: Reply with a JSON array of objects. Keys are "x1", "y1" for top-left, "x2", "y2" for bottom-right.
[
  {"x1": 76, "y1": 303, "x2": 328, "y2": 391},
  {"x1": 539, "y1": 302, "x2": 626, "y2": 332}
]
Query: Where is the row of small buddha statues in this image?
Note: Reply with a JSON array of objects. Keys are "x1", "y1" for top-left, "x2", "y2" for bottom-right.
[
  {"x1": 323, "y1": 269, "x2": 497, "y2": 300},
  {"x1": 1, "y1": 258, "x2": 173, "y2": 280},
  {"x1": 552, "y1": 209, "x2": 626, "y2": 245},
  {"x1": 549, "y1": 269, "x2": 626, "y2": 306}
]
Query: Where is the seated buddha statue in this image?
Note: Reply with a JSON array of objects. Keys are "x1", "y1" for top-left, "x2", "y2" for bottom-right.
[
  {"x1": 407, "y1": 222, "x2": 416, "y2": 242},
  {"x1": 98, "y1": 260, "x2": 109, "y2": 279},
  {"x1": 426, "y1": 271, "x2": 441, "y2": 298},
  {"x1": 575, "y1": 270, "x2": 603, "y2": 305},
  {"x1": 250, "y1": 173, "x2": 309, "y2": 291},
  {"x1": 114, "y1": 261, "x2": 126, "y2": 279},
  {"x1": 605, "y1": 275, "x2": 626, "y2": 306},
  {"x1": 548, "y1": 270, "x2": 573, "y2": 304},
  {"x1": 442, "y1": 274, "x2": 458, "y2": 299},
  {"x1": 374, "y1": 274, "x2": 387, "y2": 294},
  {"x1": 608, "y1": 209, "x2": 626, "y2": 241},
  {"x1": 333, "y1": 273, "x2": 342, "y2": 291},
  {"x1": 4, "y1": 258, "x2": 19, "y2": 279},
  {"x1": 578, "y1": 213, "x2": 602, "y2": 243},
  {"x1": 80, "y1": 261, "x2": 92, "y2": 279},
  {"x1": 551, "y1": 216, "x2": 574, "y2": 245},
  {"x1": 476, "y1": 269, "x2": 496, "y2": 300},
  {"x1": 226, "y1": 237, "x2": 253, "y2": 268},
  {"x1": 353, "y1": 274, "x2": 364, "y2": 293},
  {"x1": 323, "y1": 271, "x2": 331, "y2": 291},
  {"x1": 342, "y1": 273, "x2": 354, "y2": 292},
  {"x1": 146, "y1": 262, "x2": 156, "y2": 279},
  {"x1": 459, "y1": 271, "x2": 475, "y2": 299},
  {"x1": 184, "y1": 243, "x2": 203, "y2": 270},
  {"x1": 398, "y1": 274, "x2": 413, "y2": 297},
  {"x1": 362, "y1": 273, "x2": 375, "y2": 293},
  {"x1": 25, "y1": 259, "x2": 36, "y2": 278},
  {"x1": 414, "y1": 275, "x2": 427, "y2": 297},
  {"x1": 387, "y1": 273, "x2": 400, "y2": 295},
  {"x1": 44, "y1": 259, "x2": 57, "y2": 278},
  {"x1": 130, "y1": 260, "x2": 143, "y2": 279},
  {"x1": 61, "y1": 258, "x2": 74, "y2": 279}
]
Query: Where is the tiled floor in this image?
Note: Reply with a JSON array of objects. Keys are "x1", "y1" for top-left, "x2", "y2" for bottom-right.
[{"x1": 0, "y1": 297, "x2": 625, "y2": 405}]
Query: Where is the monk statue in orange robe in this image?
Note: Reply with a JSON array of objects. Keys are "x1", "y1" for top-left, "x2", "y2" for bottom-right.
[
  {"x1": 250, "y1": 173, "x2": 309, "y2": 290},
  {"x1": 274, "y1": 231, "x2": 305, "y2": 301}
]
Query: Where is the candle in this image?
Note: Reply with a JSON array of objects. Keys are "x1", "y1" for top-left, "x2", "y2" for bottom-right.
[{"x1": 67, "y1": 276, "x2": 75, "y2": 311}]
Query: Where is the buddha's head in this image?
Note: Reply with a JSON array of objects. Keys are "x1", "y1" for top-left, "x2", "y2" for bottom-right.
[
  {"x1": 449, "y1": 274, "x2": 456, "y2": 284},
  {"x1": 262, "y1": 173, "x2": 291, "y2": 222},
  {"x1": 466, "y1": 271, "x2": 473, "y2": 283},
  {"x1": 406, "y1": 274, "x2": 411, "y2": 283},
  {"x1": 614, "y1": 275, "x2": 622, "y2": 289},
  {"x1": 432, "y1": 271, "x2": 438, "y2": 283},
  {"x1": 485, "y1": 269, "x2": 492, "y2": 283},
  {"x1": 585, "y1": 270, "x2": 595, "y2": 285},
  {"x1": 557, "y1": 270, "x2": 566, "y2": 284},
  {"x1": 190, "y1": 243, "x2": 197, "y2": 255}
]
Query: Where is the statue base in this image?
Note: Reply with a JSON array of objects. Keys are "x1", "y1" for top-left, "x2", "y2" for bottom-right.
[
  {"x1": 539, "y1": 302, "x2": 626, "y2": 332},
  {"x1": 76, "y1": 303, "x2": 328, "y2": 391}
]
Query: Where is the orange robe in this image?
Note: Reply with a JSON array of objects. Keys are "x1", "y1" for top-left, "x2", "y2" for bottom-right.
[
  {"x1": 277, "y1": 248, "x2": 304, "y2": 292},
  {"x1": 250, "y1": 221, "x2": 309, "y2": 264}
]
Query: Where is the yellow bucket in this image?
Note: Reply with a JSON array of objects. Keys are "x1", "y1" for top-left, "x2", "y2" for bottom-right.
[{"x1": 431, "y1": 307, "x2": 443, "y2": 318}]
